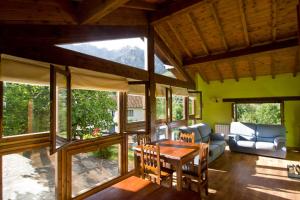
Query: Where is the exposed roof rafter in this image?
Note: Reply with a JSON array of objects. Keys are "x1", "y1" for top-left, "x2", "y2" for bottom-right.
[
  {"x1": 166, "y1": 21, "x2": 193, "y2": 58},
  {"x1": 184, "y1": 38, "x2": 298, "y2": 66},
  {"x1": 150, "y1": 0, "x2": 205, "y2": 24},
  {"x1": 186, "y1": 12, "x2": 210, "y2": 55},
  {"x1": 272, "y1": 0, "x2": 277, "y2": 41},
  {"x1": 78, "y1": 0, "x2": 130, "y2": 24},
  {"x1": 213, "y1": 62, "x2": 224, "y2": 83},
  {"x1": 208, "y1": 2, "x2": 229, "y2": 51},
  {"x1": 122, "y1": 0, "x2": 157, "y2": 11},
  {"x1": 238, "y1": 0, "x2": 250, "y2": 46},
  {"x1": 231, "y1": 59, "x2": 239, "y2": 82}
]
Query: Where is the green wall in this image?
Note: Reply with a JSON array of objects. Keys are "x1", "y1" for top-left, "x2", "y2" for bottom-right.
[{"x1": 196, "y1": 73, "x2": 300, "y2": 148}]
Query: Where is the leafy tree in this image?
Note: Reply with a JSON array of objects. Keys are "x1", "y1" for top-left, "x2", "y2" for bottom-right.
[
  {"x1": 156, "y1": 97, "x2": 166, "y2": 119},
  {"x1": 3, "y1": 82, "x2": 50, "y2": 136},
  {"x1": 72, "y1": 89, "x2": 117, "y2": 139},
  {"x1": 172, "y1": 96, "x2": 184, "y2": 120},
  {"x1": 236, "y1": 103, "x2": 281, "y2": 125}
]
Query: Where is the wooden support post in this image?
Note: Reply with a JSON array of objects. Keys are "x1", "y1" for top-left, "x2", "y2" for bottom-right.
[{"x1": 146, "y1": 25, "x2": 156, "y2": 141}]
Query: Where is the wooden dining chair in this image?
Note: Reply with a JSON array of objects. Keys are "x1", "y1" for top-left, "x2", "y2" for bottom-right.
[
  {"x1": 182, "y1": 143, "x2": 209, "y2": 199},
  {"x1": 179, "y1": 132, "x2": 195, "y2": 143},
  {"x1": 137, "y1": 134, "x2": 151, "y2": 145},
  {"x1": 140, "y1": 144, "x2": 174, "y2": 188}
]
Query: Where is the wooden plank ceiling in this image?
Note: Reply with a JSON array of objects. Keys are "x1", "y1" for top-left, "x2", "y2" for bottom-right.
[{"x1": 0, "y1": 0, "x2": 299, "y2": 84}]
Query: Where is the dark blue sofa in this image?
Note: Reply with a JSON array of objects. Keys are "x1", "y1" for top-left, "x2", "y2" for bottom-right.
[
  {"x1": 179, "y1": 123, "x2": 226, "y2": 164},
  {"x1": 228, "y1": 122, "x2": 286, "y2": 158}
]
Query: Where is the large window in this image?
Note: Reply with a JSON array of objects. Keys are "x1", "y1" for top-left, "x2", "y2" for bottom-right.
[
  {"x1": 3, "y1": 82, "x2": 50, "y2": 136},
  {"x1": 234, "y1": 103, "x2": 282, "y2": 125},
  {"x1": 3, "y1": 147, "x2": 56, "y2": 200},
  {"x1": 72, "y1": 89, "x2": 119, "y2": 140},
  {"x1": 156, "y1": 97, "x2": 166, "y2": 120},
  {"x1": 127, "y1": 94, "x2": 145, "y2": 123},
  {"x1": 172, "y1": 95, "x2": 185, "y2": 121},
  {"x1": 71, "y1": 144, "x2": 120, "y2": 197}
]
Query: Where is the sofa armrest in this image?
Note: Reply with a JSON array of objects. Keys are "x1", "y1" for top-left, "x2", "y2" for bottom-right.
[
  {"x1": 274, "y1": 136, "x2": 286, "y2": 149},
  {"x1": 210, "y1": 133, "x2": 225, "y2": 141},
  {"x1": 228, "y1": 134, "x2": 239, "y2": 141}
]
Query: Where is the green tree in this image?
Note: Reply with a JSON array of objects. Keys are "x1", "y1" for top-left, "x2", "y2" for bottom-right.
[
  {"x1": 172, "y1": 96, "x2": 184, "y2": 120},
  {"x1": 72, "y1": 89, "x2": 117, "y2": 139},
  {"x1": 156, "y1": 97, "x2": 166, "y2": 119}
]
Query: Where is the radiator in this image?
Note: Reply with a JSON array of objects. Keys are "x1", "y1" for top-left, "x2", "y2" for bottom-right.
[{"x1": 215, "y1": 124, "x2": 230, "y2": 139}]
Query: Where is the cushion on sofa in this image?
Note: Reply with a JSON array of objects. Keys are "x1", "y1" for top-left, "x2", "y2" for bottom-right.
[
  {"x1": 179, "y1": 125, "x2": 202, "y2": 143},
  {"x1": 195, "y1": 123, "x2": 211, "y2": 143},
  {"x1": 255, "y1": 142, "x2": 275, "y2": 150},
  {"x1": 236, "y1": 141, "x2": 255, "y2": 148},
  {"x1": 211, "y1": 140, "x2": 226, "y2": 150},
  {"x1": 256, "y1": 124, "x2": 285, "y2": 142},
  {"x1": 230, "y1": 122, "x2": 256, "y2": 141}
]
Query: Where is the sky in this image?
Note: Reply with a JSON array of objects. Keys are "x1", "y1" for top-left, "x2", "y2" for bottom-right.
[{"x1": 89, "y1": 38, "x2": 146, "y2": 50}]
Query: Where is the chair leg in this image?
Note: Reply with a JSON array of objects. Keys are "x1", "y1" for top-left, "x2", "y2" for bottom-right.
[
  {"x1": 169, "y1": 174, "x2": 173, "y2": 188},
  {"x1": 198, "y1": 184, "x2": 202, "y2": 200},
  {"x1": 205, "y1": 182, "x2": 209, "y2": 195}
]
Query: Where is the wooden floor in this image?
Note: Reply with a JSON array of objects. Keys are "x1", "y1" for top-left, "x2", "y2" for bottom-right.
[{"x1": 198, "y1": 147, "x2": 300, "y2": 200}]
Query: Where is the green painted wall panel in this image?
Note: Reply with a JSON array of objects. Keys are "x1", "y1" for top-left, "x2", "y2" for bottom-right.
[{"x1": 196, "y1": 74, "x2": 300, "y2": 147}]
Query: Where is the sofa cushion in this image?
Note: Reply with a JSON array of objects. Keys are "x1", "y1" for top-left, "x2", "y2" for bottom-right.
[
  {"x1": 230, "y1": 122, "x2": 256, "y2": 141},
  {"x1": 211, "y1": 140, "x2": 226, "y2": 150},
  {"x1": 179, "y1": 125, "x2": 202, "y2": 143},
  {"x1": 194, "y1": 123, "x2": 211, "y2": 143},
  {"x1": 236, "y1": 141, "x2": 255, "y2": 148},
  {"x1": 255, "y1": 141, "x2": 275, "y2": 150},
  {"x1": 256, "y1": 124, "x2": 285, "y2": 142}
]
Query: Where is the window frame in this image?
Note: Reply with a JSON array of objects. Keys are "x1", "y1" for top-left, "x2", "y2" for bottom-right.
[{"x1": 232, "y1": 101, "x2": 285, "y2": 125}]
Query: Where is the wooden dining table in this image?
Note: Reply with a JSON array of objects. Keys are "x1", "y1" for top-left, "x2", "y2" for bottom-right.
[
  {"x1": 85, "y1": 176, "x2": 199, "y2": 200},
  {"x1": 134, "y1": 140, "x2": 200, "y2": 191}
]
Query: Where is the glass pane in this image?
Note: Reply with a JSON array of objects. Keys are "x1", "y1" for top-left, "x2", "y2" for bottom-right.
[
  {"x1": 72, "y1": 144, "x2": 120, "y2": 197},
  {"x1": 172, "y1": 96, "x2": 185, "y2": 121},
  {"x1": 3, "y1": 82, "x2": 50, "y2": 136},
  {"x1": 56, "y1": 72, "x2": 68, "y2": 149},
  {"x1": 127, "y1": 134, "x2": 137, "y2": 172},
  {"x1": 236, "y1": 103, "x2": 281, "y2": 125},
  {"x1": 127, "y1": 94, "x2": 145, "y2": 123},
  {"x1": 188, "y1": 120, "x2": 195, "y2": 126},
  {"x1": 189, "y1": 97, "x2": 195, "y2": 115},
  {"x1": 72, "y1": 90, "x2": 119, "y2": 140},
  {"x1": 155, "y1": 125, "x2": 168, "y2": 140},
  {"x1": 156, "y1": 97, "x2": 166, "y2": 120},
  {"x1": 3, "y1": 147, "x2": 56, "y2": 200},
  {"x1": 58, "y1": 38, "x2": 147, "y2": 71},
  {"x1": 171, "y1": 128, "x2": 180, "y2": 140}
]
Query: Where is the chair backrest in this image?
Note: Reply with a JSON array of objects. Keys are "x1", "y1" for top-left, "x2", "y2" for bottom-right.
[
  {"x1": 137, "y1": 134, "x2": 151, "y2": 145},
  {"x1": 140, "y1": 144, "x2": 161, "y2": 181},
  {"x1": 197, "y1": 143, "x2": 209, "y2": 177},
  {"x1": 179, "y1": 132, "x2": 195, "y2": 143}
]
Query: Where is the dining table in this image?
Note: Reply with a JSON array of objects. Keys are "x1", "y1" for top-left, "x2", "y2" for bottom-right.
[
  {"x1": 85, "y1": 176, "x2": 199, "y2": 200},
  {"x1": 133, "y1": 139, "x2": 200, "y2": 191}
]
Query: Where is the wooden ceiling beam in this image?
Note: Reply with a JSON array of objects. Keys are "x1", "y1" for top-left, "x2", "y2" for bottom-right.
[
  {"x1": 0, "y1": 42, "x2": 149, "y2": 81},
  {"x1": 0, "y1": 24, "x2": 147, "y2": 45},
  {"x1": 53, "y1": 0, "x2": 78, "y2": 24},
  {"x1": 150, "y1": 0, "x2": 205, "y2": 24},
  {"x1": 122, "y1": 1, "x2": 157, "y2": 11},
  {"x1": 213, "y1": 63, "x2": 224, "y2": 83},
  {"x1": 249, "y1": 58, "x2": 256, "y2": 80},
  {"x1": 231, "y1": 59, "x2": 239, "y2": 82},
  {"x1": 78, "y1": 0, "x2": 130, "y2": 24},
  {"x1": 155, "y1": 25, "x2": 182, "y2": 65},
  {"x1": 184, "y1": 38, "x2": 298, "y2": 66},
  {"x1": 208, "y1": 2, "x2": 229, "y2": 51},
  {"x1": 154, "y1": 74, "x2": 195, "y2": 90},
  {"x1": 270, "y1": 55, "x2": 276, "y2": 79},
  {"x1": 186, "y1": 12, "x2": 210, "y2": 55},
  {"x1": 154, "y1": 32, "x2": 195, "y2": 85},
  {"x1": 272, "y1": 0, "x2": 277, "y2": 41},
  {"x1": 198, "y1": 66, "x2": 210, "y2": 84},
  {"x1": 238, "y1": 0, "x2": 250, "y2": 46},
  {"x1": 166, "y1": 21, "x2": 193, "y2": 58}
]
